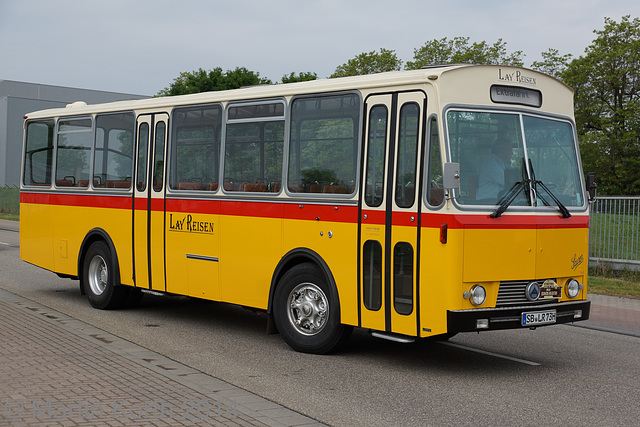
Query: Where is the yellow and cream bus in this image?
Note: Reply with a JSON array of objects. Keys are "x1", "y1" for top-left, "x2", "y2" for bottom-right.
[{"x1": 20, "y1": 65, "x2": 594, "y2": 353}]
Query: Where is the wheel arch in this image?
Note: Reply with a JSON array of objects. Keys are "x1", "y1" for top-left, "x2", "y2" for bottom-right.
[
  {"x1": 78, "y1": 228, "x2": 122, "y2": 291},
  {"x1": 267, "y1": 248, "x2": 341, "y2": 321}
]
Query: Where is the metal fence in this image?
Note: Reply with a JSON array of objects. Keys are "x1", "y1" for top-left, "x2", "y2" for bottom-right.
[
  {"x1": 0, "y1": 185, "x2": 20, "y2": 215},
  {"x1": 589, "y1": 196, "x2": 640, "y2": 270}
]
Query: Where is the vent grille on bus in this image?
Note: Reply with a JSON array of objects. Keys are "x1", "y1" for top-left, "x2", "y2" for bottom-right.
[{"x1": 496, "y1": 280, "x2": 558, "y2": 307}]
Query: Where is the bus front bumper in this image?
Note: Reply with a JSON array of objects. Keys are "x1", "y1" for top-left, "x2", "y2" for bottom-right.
[{"x1": 447, "y1": 300, "x2": 591, "y2": 332}]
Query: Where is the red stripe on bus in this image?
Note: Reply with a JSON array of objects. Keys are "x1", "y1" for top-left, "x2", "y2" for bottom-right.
[
  {"x1": 21, "y1": 192, "x2": 131, "y2": 209},
  {"x1": 220, "y1": 200, "x2": 285, "y2": 219},
  {"x1": 151, "y1": 198, "x2": 164, "y2": 211},
  {"x1": 134, "y1": 197, "x2": 147, "y2": 211},
  {"x1": 420, "y1": 212, "x2": 589, "y2": 229},
  {"x1": 166, "y1": 198, "x2": 220, "y2": 215},
  {"x1": 361, "y1": 210, "x2": 588, "y2": 229},
  {"x1": 20, "y1": 192, "x2": 52, "y2": 204},
  {"x1": 282, "y1": 203, "x2": 357, "y2": 223},
  {"x1": 168, "y1": 198, "x2": 358, "y2": 223},
  {"x1": 392, "y1": 211, "x2": 419, "y2": 227},
  {"x1": 361, "y1": 209, "x2": 386, "y2": 225},
  {"x1": 20, "y1": 191, "x2": 589, "y2": 229},
  {"x1": 91, "y1": 195, "x2": 130, "y2": 209}
]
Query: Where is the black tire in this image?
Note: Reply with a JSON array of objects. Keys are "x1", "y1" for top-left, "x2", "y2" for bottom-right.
[
  {"x1": 82, "y1": 241, "x2": 130, "y2": 309},
  {"x1": 273, "y1": 263, "x2": 352, "y2": 354}
]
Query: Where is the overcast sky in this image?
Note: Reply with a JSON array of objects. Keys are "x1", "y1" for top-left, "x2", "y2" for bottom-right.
[{"x1": 1, "y1": 0, "x2": 638, "y2": 96}]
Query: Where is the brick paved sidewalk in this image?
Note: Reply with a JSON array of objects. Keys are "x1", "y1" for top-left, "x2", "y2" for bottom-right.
[{"x1": 0, "y1": 288, "x2": 323, "y2": 426}]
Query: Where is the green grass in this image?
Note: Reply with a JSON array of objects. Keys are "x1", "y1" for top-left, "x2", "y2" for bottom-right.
[
  {"x1": 588, "y1": 265, "x2": 640, "y2": 299},
  {"x1": 0, "y1": 213, "x2": 19, "y2": 221},
  {"x1": 588, "y1": 276, "x2": 640, "y2": 299},
  {"x1": 0, "y1": 186, "x2": 20, "y2": 216}
]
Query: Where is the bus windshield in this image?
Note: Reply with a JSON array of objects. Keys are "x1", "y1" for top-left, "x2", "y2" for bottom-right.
[{"x1": 447, "y1": 110, "x2": 584, "y2": 208}]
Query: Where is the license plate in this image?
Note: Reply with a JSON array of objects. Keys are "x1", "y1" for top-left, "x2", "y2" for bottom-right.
[{"x1": 522, "y1": 309, "x2": 556, "y2": 326}]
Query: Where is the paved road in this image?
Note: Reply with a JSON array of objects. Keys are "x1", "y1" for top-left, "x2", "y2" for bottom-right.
[
  {"x1": 1, "y1": 220, "x2": 639, "y2": 426},
  {"x1": 0, "y1": 220, "x2": 322, "y2": 426}
]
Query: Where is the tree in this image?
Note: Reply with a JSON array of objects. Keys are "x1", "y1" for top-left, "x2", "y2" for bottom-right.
[
  {"x1": 331, "y1": 48, "x2": 402, "y2": 78},
  {"x1": 560, "y1": 16, "x2": 640, "y2": 195},
  {"x1": 281, "y1": 72, "x2": 318, "y2": 84},
  {"x1": 406, "y1": 37, "x2": 524, "y2": 69},
  {"x1": 157, "y1": 67, "x2": 271, "y2": 96},
  {"x1": 531, "y1": 48, "x2": 573, "y2": 79}
]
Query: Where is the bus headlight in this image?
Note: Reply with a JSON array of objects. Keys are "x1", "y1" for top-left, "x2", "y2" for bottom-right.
[
  {"x1": 470, "y1": 285, "x2": 486, "y2": 306},
  {"x1": 565, "y1": 279, "x2": 581, "y2": 298}
]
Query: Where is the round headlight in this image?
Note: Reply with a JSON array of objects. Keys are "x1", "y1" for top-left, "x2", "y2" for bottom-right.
[
  {"x1": 470, "y1": 285, "x2": 486, "y2": 306},
  {"x1": 566, "y1": 279, "x2": 581, "y2": 298}
]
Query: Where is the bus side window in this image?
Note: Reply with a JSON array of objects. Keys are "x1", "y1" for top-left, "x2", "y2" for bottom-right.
[
  {"x1": 24, "y1": 120, "x2": 54, "y2": 186},
  {"x1": 153, "y1": 121, "x2": 165, "y2": 192},
  {"x1": 365, "y1": 105, "x2": 387, "y2": 207},
  {"x1": 393, "y1": 242, "x2": 414, "y2": 315},
  {"x1": 287, "y1": 93, "x2": 360, "y2": 195},
  {"x1": 363, "y1": 240, "x2": 383, "y2": 310},
  {"x1": 426, "y1": 118, "x2": 444, "y2": 207},
  {"x1": 169, "y1": 105, "x2": 222, "y2": 191},
  {"x1": 56, "y1": 117, "x2": 92, "y2": 188},
  {"x1": 395, "y1": 103, "x2": 419, "y2": 208},
  {"x1": 136, "y1": 123, "x2": 149, "y2": 192},
  {"x1": 224, "y1": 102, "x2": 284, "y2": 193},
  {"x1": 94, "y1": 112, "x2": 135, "y2": 190}
]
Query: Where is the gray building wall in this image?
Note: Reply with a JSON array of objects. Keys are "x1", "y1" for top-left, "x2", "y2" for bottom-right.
[{"x1": 0, "y1": 80, "x2": 148, "y2": 186}]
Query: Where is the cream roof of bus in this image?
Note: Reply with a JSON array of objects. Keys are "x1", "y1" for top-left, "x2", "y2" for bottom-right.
[
  {"x1": 434, "y1": 64, "x2": 574, "y2": 117},
  {"x1": 24, "y1": 64, "x2": 573, "y2": 119}
]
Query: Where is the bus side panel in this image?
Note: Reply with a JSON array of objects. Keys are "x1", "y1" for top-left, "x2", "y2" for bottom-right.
[
  {"x1": 282, "y1": 208, "x2": 359, "y2": 327},
  {"x1": 219, "y1": 213, "x2": 282, "y2": 309},
  {"x1": 419, "y1": 225, "x2": 464, "y2": 337},
  {"x1": 19, "y1": 196, "x2": 54, "y2": 271},
  {"x1": 165, "y1": 208, "x2": 220, "y2": 300},
  {"x1": 150, "y1": 208, "x2": 165, "y2": 292},
  {"x1": 53, "y1": 204, "x2": 89, "y2": 276},
  {"x1": 164, "y1": 215, "x2": 189, "y2": 297}
]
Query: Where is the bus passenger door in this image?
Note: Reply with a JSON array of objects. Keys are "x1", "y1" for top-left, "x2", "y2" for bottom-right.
[
  {"x1": 360, "y1": 92, "x2": 425, "y2": 337},
  {"x1": 134, "y1": 113, "x2": 168, "y2": 292}
]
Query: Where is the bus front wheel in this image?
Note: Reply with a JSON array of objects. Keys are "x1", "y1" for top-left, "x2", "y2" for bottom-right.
[
  {"x1": 82, "y1": 241, "x2": 129, "y2": 309},
  {"x1": 273, "y1": 263, "x2": 352, "y2": 354}
]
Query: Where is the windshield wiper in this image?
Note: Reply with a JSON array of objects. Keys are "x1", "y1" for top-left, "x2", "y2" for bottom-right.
[
  {"x1": 528, "y1": 160, "x2": 571, "y2": 218},
  {"x1": 490, "y1": 180, "x2": 527, "y2": 218},
  {"x1": 490, "y1": 160, "x2": 572, "y2": 219},
  {"x1": 491, "y1": 158, "x2": 530, "y2": 218},
  {"x1": 535, "y1": 181, "x2": 572, "y2": 218}
]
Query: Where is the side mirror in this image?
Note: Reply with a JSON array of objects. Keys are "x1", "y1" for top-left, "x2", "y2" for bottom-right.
[
  {"x1": 443, "y1": 162, "x2": 460, "y2": 190},
  {"x1": 586, "y1": 172, "x2": 597, "y2": 203}
]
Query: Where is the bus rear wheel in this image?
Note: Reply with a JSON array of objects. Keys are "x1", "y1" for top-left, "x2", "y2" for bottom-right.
[
  {"x1": 273, "y1": 263, "x2": 352, "y2": 354},
  {"x1": 82, "y1": 241, "x2": 129, "y2": 309}
]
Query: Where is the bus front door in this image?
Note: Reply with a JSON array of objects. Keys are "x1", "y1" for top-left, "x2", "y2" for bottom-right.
[
  {"x1": 133, "y1": 113, "x2": 168, "y2": 292},
  {"x1": 360, "y1": 92, "x2": 426, "y2": 337}
]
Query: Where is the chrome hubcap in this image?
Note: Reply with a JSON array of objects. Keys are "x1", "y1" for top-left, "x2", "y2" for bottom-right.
[
  {"x1": 287, "y1": 283, "x2": 328, "y2": 336},
  {"x1": 88, "y1": 255, "x2": 108, "y2": 296}
]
